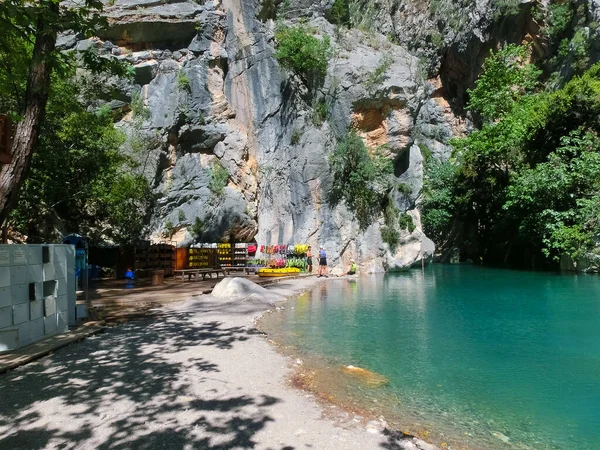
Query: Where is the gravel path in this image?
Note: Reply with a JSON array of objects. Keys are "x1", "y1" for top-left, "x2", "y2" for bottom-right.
[{"x1": 0, "y1": 277, "x2": 434, "y2": 450}]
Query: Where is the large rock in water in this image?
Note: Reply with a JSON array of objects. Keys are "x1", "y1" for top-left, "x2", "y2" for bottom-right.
[{"x1": 78, "y1": 0, "x2": 464, "y2": 271}]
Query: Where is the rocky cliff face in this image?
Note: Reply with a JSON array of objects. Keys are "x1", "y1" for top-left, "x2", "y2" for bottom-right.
[{"x1": 63, "y1": 0, "x2": 573, "y2": 273}]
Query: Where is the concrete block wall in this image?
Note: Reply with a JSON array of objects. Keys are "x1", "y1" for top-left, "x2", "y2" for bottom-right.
[{"x1": 0, "y1": 244, "x2": 76, "y2": 352}]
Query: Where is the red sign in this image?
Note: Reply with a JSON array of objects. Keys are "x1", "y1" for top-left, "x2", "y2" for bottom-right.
[{"x1": 0, "y1": 115, "x2": 12, "y2": 164}]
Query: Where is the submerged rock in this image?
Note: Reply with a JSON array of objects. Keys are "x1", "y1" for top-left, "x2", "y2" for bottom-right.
[{"x1": 343, "y1": 365, "x2": 390, "y2": 387}]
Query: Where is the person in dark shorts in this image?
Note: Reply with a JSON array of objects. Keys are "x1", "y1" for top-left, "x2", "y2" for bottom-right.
[
  {"x1": 306, "y1": 246, "x2": 313, "y2": 274},
  {"x1": 318, "y1": 247, "x2": 328, "y2": 277}
]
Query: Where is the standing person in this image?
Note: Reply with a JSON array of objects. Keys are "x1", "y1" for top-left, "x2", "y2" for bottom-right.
[
  {"x1": 306, "y1": 246, "x2": 313, "y2": 274},
  {"x1": 318, "y1": 246, "x2": 328, "y2": 277}
]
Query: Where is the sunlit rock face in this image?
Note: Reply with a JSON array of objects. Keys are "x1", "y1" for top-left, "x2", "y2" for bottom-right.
[{"x1": 70, "y1": 0, "x2": 546, "y2": 271}]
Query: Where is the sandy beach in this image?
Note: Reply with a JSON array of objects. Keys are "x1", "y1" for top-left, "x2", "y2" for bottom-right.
[{"x1": 0, "y1": 276, "x2": 435, "y2": 450}]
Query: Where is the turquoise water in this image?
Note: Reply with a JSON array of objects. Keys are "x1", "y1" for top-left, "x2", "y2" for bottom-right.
[{"x1": 260, "y1": 265, "x2": 600, "y2": 449}]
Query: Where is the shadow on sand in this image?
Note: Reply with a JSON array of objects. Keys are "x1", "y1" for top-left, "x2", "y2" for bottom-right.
[{"x1": 0, "y1": 308, "x2": 292, "y2": 450}]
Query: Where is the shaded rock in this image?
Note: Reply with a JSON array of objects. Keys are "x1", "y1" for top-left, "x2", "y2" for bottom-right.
[
  {"x1": 56, "y1": 32, "x2": 81, "y2": 50},
  {"x1": 133, "y1": 60, "x2": 158, "y2": 86},
  {"x1": 97, "y1": 3, "x2": 204, "y2": 45},
  {"x1": 178, "y1": 124, "x2": 227, "y2": 154},
  {"x1": 75, "y1": 38, "x2": 99, "y2": 52}
]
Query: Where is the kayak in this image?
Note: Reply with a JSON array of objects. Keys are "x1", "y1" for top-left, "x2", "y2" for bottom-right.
[{"x1": 257, "y1": 268, "x2": 301, "y2": 277}]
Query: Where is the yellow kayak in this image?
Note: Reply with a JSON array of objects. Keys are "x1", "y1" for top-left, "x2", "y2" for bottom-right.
[{"x1": 257, "y1": 268, "x2": 301, "y2": 277}]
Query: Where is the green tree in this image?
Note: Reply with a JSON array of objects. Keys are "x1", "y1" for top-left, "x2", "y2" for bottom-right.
[
  {"x1": 425, "y1": 48, "x2": 600, "y2": 266},
  {"x1": 467, "y1": 44, "x2": 541, "y2": 122},
  {"x1": 10, "y1": 76, "x2": 153, "y2": 245},
  {"x1": 325, "y1": 0, "x2": 350, "y2": 26},
  {"x1": 0, "y1": 0, "x2": 131, "y2": 227},
  {"x1": 275, "y1": 24, "x2": 331, "y2": 89},
  {"x1": 329, "y1": 132, "x2": 393, "y2": 229}
]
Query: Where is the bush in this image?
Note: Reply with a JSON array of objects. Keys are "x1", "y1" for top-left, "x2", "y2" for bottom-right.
[
  {"x1": 164, "y1": 220, "x2": 175, "y2": 238},
  {"x1": 399, "y1": 213, "x2": 416, "y2": 233},
  {"x1": 380, "y1": 226, "x2": 400, "y2": 251},
  {"x1": 311, "y1": 100, "x2": 328, "y2": 127},
  {"x1": 208, "y1": 160, "x2": 229, "y2": 196},
  {"x1": 178, "y1": 70, "x2": 190, "y2": 91},
  {"x1": 467, "y1": 44, "x2": 541, "y2": 122},
  {"x1": 131, "y1": 91, "x2": 150, "y2": 121},
  {"x1": 325, "y1": 0, "x2": 350, "y2": 26},
  {"x1": 397, "y1": 183, "x2": 412, "y2": 196},
  {"x1": 365, "y1": 53, "x2": 393, "y2": 93},
  {"x1": 290, "y1": 128, "x2": 302, "y2": 145},
  {"x1": 329, "y1": 131, "x2": 393, "y2": 229},
  {"x1": 275, "y1": 24, "x2": 331, "y2": 88},
  {"x1": 191, "y1": 217, "x2": 205, "y2": 242}
]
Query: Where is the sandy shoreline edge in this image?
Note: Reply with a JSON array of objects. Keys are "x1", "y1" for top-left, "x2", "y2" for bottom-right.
[
  {"x1": 174, "y1": 275, "x2": 440, "y2": 450},
  {"x1": 0, "y1": 275, "x2": 438, "y2": 449}
]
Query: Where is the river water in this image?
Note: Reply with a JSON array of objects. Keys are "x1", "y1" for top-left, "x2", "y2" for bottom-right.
[{"x1": 259, "y1": 265, "x2": 600, "y2": 449}]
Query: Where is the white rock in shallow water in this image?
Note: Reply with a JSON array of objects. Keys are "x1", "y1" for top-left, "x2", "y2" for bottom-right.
[
  {"x1": 491, "y1": 431, "x2": 510, "y2": 443},
  {"x1": 211, "y1": 277, "x2": 284, "y2": 305}
]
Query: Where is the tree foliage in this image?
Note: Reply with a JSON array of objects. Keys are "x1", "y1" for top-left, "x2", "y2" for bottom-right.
[
  {"x1": 275, "y1": 24, "x2": 331, "y2": 88},
  {"x1": 0, "y1": 0, "x2": 133, "y2": 227},
  {"x1": 325, "y1": 0, "x2": 350, "y2": 26},
  {"x1": 10, "y1": 76, "x2": 154, "y2": 245},
  {"x1": 422, "y1": 44, "x2": 600, "y2": 267},
  {"x1": 329, "y1": 131, "x2": 393, "y2": 229},
  {"x1": 467, "y1": 44, "x2": 541, "y2": 122}
]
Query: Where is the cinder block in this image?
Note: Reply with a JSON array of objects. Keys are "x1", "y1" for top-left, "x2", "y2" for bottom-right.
[
  {"x1": 33, "y1": 282, "x2": 43, "y2": 301},
  {"x1": 43, "y1": 280, "x2": 57, "y2": 297},
  {"x1": 57, "y1": 279, "x2": 67, "y2": 297},
  {"x1": 30, "y1": 318, "x2": 44, "y2": 341},
  {"x1": 17, "y1": 322, "x2": 31, "y2": 346},
  {"x1": 44, "y1": 296, "x2": 57, "y2": 317},
  {"x1": 11, "y1": 246, "x2": 28, "y2": 265},
  {"x1": 43, "y1": 264, "x2": 55, "y2": 281},
  {"x1": 0, "y1": 305, "x2": 12, "y2": 329},
  {"x1": 0, "y1": 287, "x2": 10, "y2": 308},
  {"x1": 0, "y1": 328, "x2": 19, "y2": 352},
  {"x1": 27, "y1": 246, "x2": 43, "y2": 265},
  {"x1": 57, "y1": 311, "x2": 68, "y2": 332},
  {"x1": 0, "y1": 266, "x2": 9, "y2": 288},
  {"x1": 13, "y1": 303, "x2": 29, "y2": 325},
  {"x1": 10, "y1": 266, "x2": 27, "y2": 286},
  {"x1": 76, "y1": 304, "x2": 88, "y2": 320},
  {"x1": 10, "y1": 284, "x2": 28, "y2": 305},
  {"x1": 54, "y1": 262, "x2": 67, "y2": 280},
  {"x1": 0, "y1": 246, "x2": 9, "y2": 266},
  {"x1": 27, "y1": 264, "x2": 43, "y2": 284},
  {"x1": 44, "y1": 314, "x2": 57, "y2": 335},
  {"x1": 54, "y1": 246, "x2": 66, "y2": 263},
  {"x1": 56, "y1": 295, "x2": 68, "y2": 313},
  {"x1": 30, "y1": 299, "x2": 43, "y2": 321}
]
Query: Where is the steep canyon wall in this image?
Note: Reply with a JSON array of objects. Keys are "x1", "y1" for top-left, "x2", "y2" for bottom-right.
[{"x1": 66, "y1": 0, "x2": 572, "y2": 273}]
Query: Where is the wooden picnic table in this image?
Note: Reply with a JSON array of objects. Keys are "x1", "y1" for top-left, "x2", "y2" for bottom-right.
[{"x1": 174, "y1": 268, "x2": 229, "y2": 282}]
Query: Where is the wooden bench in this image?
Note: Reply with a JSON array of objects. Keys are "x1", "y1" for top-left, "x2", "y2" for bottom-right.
[{"x1": 174, "y1": 268, "x2": 229, "y2": 282}]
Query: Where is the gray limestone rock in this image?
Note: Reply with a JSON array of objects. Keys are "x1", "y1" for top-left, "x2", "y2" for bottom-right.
[
  {"x1": 133, "y1": 60, "x2": 158, "y2": 86},
  {"x1": 57, "y1": 32, "x2": 81, "y2": 50},
  {"x1": 100, "y1": 0, "x2": 459, "y2": 272}
]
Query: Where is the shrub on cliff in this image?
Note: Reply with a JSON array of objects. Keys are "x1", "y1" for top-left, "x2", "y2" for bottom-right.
[
  {"x1": 275, "y1": 24, "x2": 331, "y2": 89},
  {"x1": 329, "y1": 131, "x2": 393, "y2": 229}
]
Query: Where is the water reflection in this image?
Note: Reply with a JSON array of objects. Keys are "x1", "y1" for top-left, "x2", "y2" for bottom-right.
[{"x1": 260, "y1": 266, "x2": 600, "y2": 450}]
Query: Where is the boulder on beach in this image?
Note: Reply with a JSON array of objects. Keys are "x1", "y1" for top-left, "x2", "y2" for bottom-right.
[{"x1": 212, "y1": 277, "x2": 285, "y2": 305}]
